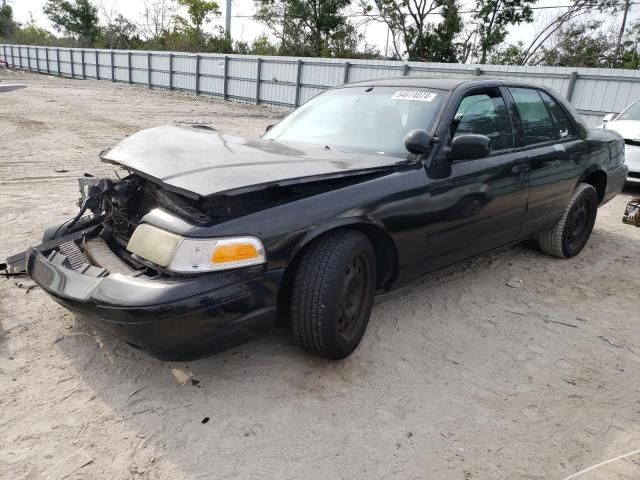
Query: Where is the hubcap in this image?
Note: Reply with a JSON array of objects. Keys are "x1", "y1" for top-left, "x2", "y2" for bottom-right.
[{"x1": 337, "y1": 254, "x2": 368, "y2": 342}]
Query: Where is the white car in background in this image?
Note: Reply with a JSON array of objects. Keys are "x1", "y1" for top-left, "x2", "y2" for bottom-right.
[{"x1": 602, "y1": 99, "x2": 640, "y2": 183}]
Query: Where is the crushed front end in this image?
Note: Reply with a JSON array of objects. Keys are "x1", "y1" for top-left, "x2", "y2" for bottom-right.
[{"x1": 4, "y1": 175, "x2": 282, "y2": 361}]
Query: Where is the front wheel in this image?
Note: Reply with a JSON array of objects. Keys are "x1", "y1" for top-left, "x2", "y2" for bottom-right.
[
  {"x1": 290, "y1": 230, "x2": 376, "y2": 359},
  {"x1": 537, "y1": 183, "x2": 598, "y2": 258}
]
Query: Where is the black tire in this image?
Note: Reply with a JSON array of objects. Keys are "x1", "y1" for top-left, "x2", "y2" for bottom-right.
[
  {"x1": 290, "y1": 230, "x2": 376, "y2": 359},
  {"x1": 537, "y1": 183, "x2": 598, "y2": 258}
]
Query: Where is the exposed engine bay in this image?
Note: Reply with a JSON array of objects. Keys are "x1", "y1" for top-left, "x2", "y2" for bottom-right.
[{"x1": 2, "y1": 170, "x2": 383, "y2": 278}]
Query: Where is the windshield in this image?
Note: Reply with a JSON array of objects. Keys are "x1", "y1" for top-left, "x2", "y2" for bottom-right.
[
  {"x1": 618, "y1": 99, "x2": 640, "y2": 121},
  {"x1": 264, "y1": 86, "x2": 447, "y2": 156}
]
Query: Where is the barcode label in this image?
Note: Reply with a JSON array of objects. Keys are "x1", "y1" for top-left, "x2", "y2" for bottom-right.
[{"x1": 391, "y1": 91, "x2": 438, "y2": 102}]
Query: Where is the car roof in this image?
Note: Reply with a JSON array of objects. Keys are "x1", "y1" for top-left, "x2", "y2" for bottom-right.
[{"x1": 338, "y1": 77, "x2": 519, "y2": 91}]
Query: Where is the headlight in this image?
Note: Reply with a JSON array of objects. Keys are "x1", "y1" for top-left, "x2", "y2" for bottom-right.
[{"x1": 127, "y1": 224, "x2": 266, "y2": 273}]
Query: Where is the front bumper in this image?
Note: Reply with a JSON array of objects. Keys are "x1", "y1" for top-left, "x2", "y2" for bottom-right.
[
  {"x1": 27, "y1": 248, "x2": 283, "y2": 361},
  {"x1": 625, "y1": 143, "x2": 640, "y2": 182}
]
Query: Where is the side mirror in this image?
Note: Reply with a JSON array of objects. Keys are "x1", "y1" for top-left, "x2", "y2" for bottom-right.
[
  {"x1": 449, "y1": 134, "x2": 491, "y2": 161},
  {"x1": 404, "y1": 129, "x2": 434, "y2": 155},
  {"x1": 265, "y1": 124, "x2": 275, "y2": 132},
  {"x1": 602, "y1": 113, "x2": 616, "y2": 123}
]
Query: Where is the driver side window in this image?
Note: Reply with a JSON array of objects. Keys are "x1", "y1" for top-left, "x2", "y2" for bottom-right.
[{"x1": 451, "y1": 92, "x2": 514, "y2": 151}]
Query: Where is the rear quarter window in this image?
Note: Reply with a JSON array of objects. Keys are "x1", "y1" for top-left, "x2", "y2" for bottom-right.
[{"x1": 539, "y1": 91, "x2": 575, "y2": 139}]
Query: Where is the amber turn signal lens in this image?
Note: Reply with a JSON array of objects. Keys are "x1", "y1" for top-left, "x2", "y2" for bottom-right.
[{"x1": 212, "y1": 243, "x2": 260, "y2": 264}]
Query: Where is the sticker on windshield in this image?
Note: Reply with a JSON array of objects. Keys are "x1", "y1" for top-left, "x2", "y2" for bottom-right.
[{"x1": 391, "y1": 90, "x2": 438, "y2": 102}]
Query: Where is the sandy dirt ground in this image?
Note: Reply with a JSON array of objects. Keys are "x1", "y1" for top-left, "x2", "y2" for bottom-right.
[{"x1": 1, "y1": 71, "x2": 640, "y2": 480}]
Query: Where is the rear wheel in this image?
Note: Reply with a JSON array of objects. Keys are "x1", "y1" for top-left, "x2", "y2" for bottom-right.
[
  {"x1": 290, "y1": 230, "x2": 376, "y2": 359},
  {"x1": 537, "y1": 183, "x2": 598, "y2": 258}
]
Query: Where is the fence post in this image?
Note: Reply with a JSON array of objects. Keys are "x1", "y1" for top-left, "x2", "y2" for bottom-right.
[
  {"x1": 223, "y1": 55, "x2": 229, "y2": 100},
  {"x1": 566, "y1": 71, "x2": 579, "y2": 102},
  {"x1": 18, "y1": 46, "x2": 22, "y2": 69},
  {"x1": 147, "y1": 52, "x2": 152, "y2": 88},
  {"x1": 402, "y1": 63, "x2": 409, "y2": 76},
  {"x1": 45, "y1": 47, "x2": 50, "y2": 75},
  {"x1": 169, "y1": 53, "x2": 174, "y2": 90},
  {"x1": 95, "y1": 50, "x2": 99, "y2": 80},
  {"x1": 343, "y1": 61, "x2": 351, "y2": 84},
  {"x1": 11, "y1": 45, "x2": 15, "y2": 68},
  {"x1": 81, "y1": 49, "x2": 86, "y2": 79},
  {"x1": 110, "y1": 50, "x2": 115, "y2": 82},
  {"x1": 56, "y1": 48, "x2": 61, "y2": 76},
  {"x1": 195, "y1": 54, "x2": 200, "y2": 95},
  {"x1": 255, "y1": 57, "x2": 262, "y2": 105},
  {"x1": 294, "y1": 59, "x2": 303, "y2": 107},
  {"x1": 474, "y1": 67, "x2": 482, "y2": 76},
  {"x1": 127, "y1": 51, "x2": 132, "y2": 84},
  {"x1": 70, "y1": 49, "x2": 75, "y2": 78},
  {"x1": 28, "y1": 47, "x2": 32, "y2": 71}
]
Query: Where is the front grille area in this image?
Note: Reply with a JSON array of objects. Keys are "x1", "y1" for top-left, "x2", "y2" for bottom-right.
[{"x1": 57, "y1": 241, "x2": 86, "y2": 270}]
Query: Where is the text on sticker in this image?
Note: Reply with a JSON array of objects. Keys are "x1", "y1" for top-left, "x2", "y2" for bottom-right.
[{"x1": 391, "y1": 91, "x2": 438, "y2": 102}]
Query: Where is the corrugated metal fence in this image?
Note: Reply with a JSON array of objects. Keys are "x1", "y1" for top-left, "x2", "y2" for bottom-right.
[{"x1": 2, "y1": 44, "x2": 640, "y2": 127}]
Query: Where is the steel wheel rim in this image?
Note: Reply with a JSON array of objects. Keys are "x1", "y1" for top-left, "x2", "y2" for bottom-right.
[
  {"x1": 565, "y1": 196, "x2": 594, "y2": 252},
  {"x1": 337, "y1": 253, "x2": 369, "y2": 342}
]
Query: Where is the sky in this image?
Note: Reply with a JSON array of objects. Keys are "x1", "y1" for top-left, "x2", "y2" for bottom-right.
[{"x1": 6, "y1": 0, "x2": 636, "y2": 58}]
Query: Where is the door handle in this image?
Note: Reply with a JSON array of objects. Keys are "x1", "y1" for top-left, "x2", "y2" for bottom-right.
[{"x1": 512, "y1": 163, "x2": 530, "y2": 178}]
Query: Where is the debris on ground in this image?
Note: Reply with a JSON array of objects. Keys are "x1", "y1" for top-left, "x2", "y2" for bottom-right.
[
  {"x1": 622, "y1": 198, "x2": 640, "y2": 226},
  {"x1": 598, "y1": 335, "x2": 622, "y2": 348},
  {"x1": 506, "y1": 277, "x2": 523, "y2": 288}
]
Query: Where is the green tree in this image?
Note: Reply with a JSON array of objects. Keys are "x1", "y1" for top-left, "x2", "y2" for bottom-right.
[
  {"x1": 175, "y1": 0, "x2": 220, "y2": 34},
  {"x1": 7, "y1": 13, "x2": 66, "y2": 45},
  {"x1": 617, "y1": 21, "x2": 640, "y2": 69},
  {"x1": 43, "y1": 0, "x2": 100, "y2": 46},
  {"x1": 488, "y1": 41, "x2": 527, "y2": 64},
  {"x1": 139, "y1": 0, "x2": 176, "y2": 45},
  {"x1": 99, "y1": 14, "x2": 139, "y2": 49},
  {"x1": 362, "y1": 0, "x2": 464, "y2": 61},
  {"x1": 170, "y1": 0, "x2": 221, "y2": 51},
  {"x1": 255, "y1": 0, "x2": 361, "y2": 57},
  {"x1": 517, "y1": 0, "x2": 619, "y2": 65},
  {"x1": 249, "y1": 34, "x2": 279, "y2": 55},
  {"x1": 473, "y1": 0, "x2": 536, "y2": 64},
  {"x1": 422, "y1": 0, "x2": 463, "y2": 62},
  {"x1": 0, "y1": 3, "x2": 16, "y2": 38},
  {"x1": 535, "y1": 20, "x2": 612, "y2": 67}
]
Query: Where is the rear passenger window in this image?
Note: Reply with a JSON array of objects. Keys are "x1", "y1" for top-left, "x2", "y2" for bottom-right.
[
  {"x1": 508, "y1": 87, "x2": 556, "y2": 146},
  {"x1": 539, "y1": 91, "x2": 575, "y2": 139}
]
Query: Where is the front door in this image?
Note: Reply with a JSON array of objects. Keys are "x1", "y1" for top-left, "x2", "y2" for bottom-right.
[{"x1": 420, "y1": 87, "x2": 530, "y2": 272}]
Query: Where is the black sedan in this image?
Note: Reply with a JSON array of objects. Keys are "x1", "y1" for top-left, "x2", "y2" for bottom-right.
[{"x1": 6, "y1": 78, "x2": 627, "y2": 361}]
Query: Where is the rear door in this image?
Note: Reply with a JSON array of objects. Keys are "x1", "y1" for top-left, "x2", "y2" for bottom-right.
[
  {"x1": 505, "y1": 87, "x2": 588, "y2": 238},
  {"x1": 419, "y1": 86, "x2": 530, "y2": 272}
]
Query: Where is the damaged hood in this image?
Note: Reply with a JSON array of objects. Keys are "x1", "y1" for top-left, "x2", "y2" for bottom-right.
[{"x1": 101, "y1": 125, "x2": 411, "y2": 198}]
